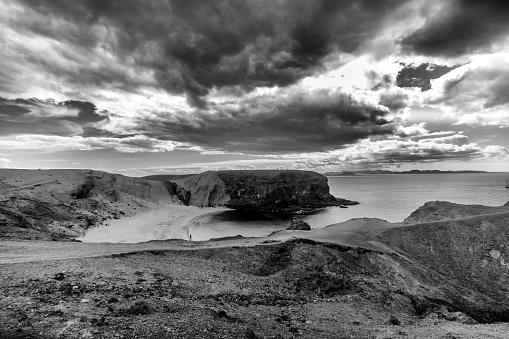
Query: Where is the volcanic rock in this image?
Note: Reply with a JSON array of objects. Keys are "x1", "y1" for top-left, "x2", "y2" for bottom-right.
[
  {"x1": 168, "y1": 170, "x2": 357, "y2": 214},
  {"x1": 0, "y1": 169, "x2": 176, "y2": 240},
  {"x1": 286, "y1": 218, "x2": 311, "y2": 231},
  {"x1": 378, "y1": 201, "x2": 509, "y2": 323}
]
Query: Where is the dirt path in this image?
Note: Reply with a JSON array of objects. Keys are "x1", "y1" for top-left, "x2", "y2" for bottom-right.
[
  {"x1": 0, "y1": 236, "x2": 292, "y2": 264},
  {"x1": 0, "y1": 219, "x2": 400, "y2": 265}
]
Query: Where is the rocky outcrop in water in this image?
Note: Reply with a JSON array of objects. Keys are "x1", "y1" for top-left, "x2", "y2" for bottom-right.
[
  {"x1": 169, "y1": 170, "x2": 358, "y2": 214},
  {"x1": 286, "y1": 218, "x2": 311, "y2": 230}
]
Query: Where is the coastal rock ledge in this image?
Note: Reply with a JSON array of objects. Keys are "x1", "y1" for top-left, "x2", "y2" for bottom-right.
[{"x1": 166, "y1": 170, "x2": 357, "y2": 214}]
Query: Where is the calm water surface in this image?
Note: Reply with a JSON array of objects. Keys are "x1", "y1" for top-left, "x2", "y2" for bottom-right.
[
  {"x1": 303, "y1": 173, "x2": 509, "y2": 227},
  {"x1": 191, "y1": 172, "x2": 509, "y2": 240}
]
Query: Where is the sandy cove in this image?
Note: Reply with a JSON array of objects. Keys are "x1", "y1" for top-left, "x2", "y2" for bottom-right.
[
  {"x1": 76, "y1": 202, "x2": 401, "y2": 253},
  {"x1": 2, "y1": 209, "x2": 407, "y2": 265},
  {"x1": 77, "y1": 204, "x2": 230, "y2": 243}
]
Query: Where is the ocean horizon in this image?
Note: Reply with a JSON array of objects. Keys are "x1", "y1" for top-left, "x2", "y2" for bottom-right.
[{"x1": 303, "y1": 172, "x2": 509, "y2": 226}]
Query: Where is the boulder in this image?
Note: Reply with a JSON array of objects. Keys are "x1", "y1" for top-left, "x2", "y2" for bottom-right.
[{"x1": 286, "y1": 218, "x2": 311, "y2": 231}]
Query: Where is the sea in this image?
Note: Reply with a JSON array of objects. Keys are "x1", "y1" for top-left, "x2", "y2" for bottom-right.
[
  {"x1": 190, "y1": 172, "x2": 509, "y2": 240},
  {"x1": 304, "y1": 172, "x2": 509, "y2": 227}
]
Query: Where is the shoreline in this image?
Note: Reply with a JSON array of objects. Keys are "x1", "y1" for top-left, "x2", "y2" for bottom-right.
[{"x1": 77, "y1": 203, "x2": 230, "y2": 243}]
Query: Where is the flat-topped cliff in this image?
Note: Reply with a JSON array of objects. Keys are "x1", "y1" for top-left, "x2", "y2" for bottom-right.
[{"x1": 169, "y1": 170, "x2": 357, "y2": 213}]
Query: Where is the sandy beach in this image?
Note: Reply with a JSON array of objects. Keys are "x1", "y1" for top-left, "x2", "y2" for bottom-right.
[{"x1": 78, "y1": 204, "x2": 230, "y2": 243}]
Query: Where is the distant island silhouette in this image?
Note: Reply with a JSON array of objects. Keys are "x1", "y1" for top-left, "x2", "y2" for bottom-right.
[{"x1": 325, "y1": 169, "x2": 488, "y2": 176}]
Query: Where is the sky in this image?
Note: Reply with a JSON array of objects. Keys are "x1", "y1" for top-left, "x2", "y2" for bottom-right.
[{"x1": 0, "y1": 0, "x2": 508, "y2": 176}]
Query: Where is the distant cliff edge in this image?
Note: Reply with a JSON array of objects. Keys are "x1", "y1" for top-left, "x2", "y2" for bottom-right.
[{"x1": 162, "y1": 170, "x2": 358, "y2": 214}]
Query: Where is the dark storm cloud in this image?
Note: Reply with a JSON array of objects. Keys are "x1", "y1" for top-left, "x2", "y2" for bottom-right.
[
  {"x1": 126, "y1": 91, "x2": 395, "y2": 153},
  {"x1": 396, "y1": 63, "x2": 459, "y2": 91},
  {"x1": 0, "y1": 99, "x2": 30, "y2": 117},
  {"x1": 61, "y1": 101, "x2": 107, "y2": 124},
  {"x1": 400, "y1": 0, "x2": 509, "y2": 57},
  {"x1": 0, "y1": 97, "x2": 109, "y2": 137},
  {"x1": 18, "y1": 0, "x2": 400, "y2": 105}
]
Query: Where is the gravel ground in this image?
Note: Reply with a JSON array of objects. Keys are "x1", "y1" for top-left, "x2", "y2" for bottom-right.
[{"x1": 2, "y1": 240, "x2": 509, "y2": 339}]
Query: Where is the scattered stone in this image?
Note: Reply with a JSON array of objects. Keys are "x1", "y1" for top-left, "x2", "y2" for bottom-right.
[
  {"x1": 107, "y1": 297, "x2": 119, "y2": 303},
  {"x1": 387, "y1": 315, "x2": 401, "y2": 325},
  {"x1": 214, "y1": 309, "x2": 229, "y2": 319},
  {"x1": 288, "y1": 326, "x2": 299, "y2": 333},
  {"x1": 438, "y1": 308, "x2": 478, "y2": 324},
  {"x1": 276, "y1": 313, "x2": 291, "y2": 322},
  {"x1": 261, "y1": 239, "x2": 280, "y2": 244},
  {"x1": 52, "y1": 272, "x2": 66, "y2": 281},
  {"x1": 51, "y1": 305, "x2": 68, "y2": 316},
  {"x1": 81, "y1": 329, "x2": 93, "y2": 338},
  {"x1": 91, "y1": 316, "x2": 107, "y2": 326},
  {"x1": 489, "y1": 250, "x2": 501, "y2": 259},
  {"x1": 244, "y1": 329, "x2": 257, "y2": 339}
]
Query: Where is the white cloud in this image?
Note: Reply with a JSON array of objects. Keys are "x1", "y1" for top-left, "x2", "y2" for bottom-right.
[
  {"x1": 293, "y1": 134, "x2": 508, "y2": 171},
  {"x1": 424, "y1": 50, "x2": 509, "y2": 127},
  {"x1": 482, "y1": 145, "x2": 509, "y2": 158},
  {"x1": 0, "y1": 134, "x2": 186, "y2": 153},
  {"x1": 454, "y1": 105, "x2": 509, "y2": 127},
  {"x1": 396, "y1": 122, "x2": 429, "y2": 136}
]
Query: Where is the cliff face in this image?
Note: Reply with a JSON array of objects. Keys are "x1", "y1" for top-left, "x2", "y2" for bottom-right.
[
  {"x1": 170, "y1": 170, "x2": 355, "y2": 213},
  {"x1": 0, "y1": 169, "x2": 175, "y2": 240}
]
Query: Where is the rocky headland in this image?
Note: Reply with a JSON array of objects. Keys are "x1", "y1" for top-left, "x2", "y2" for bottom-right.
[{"x1": 157, "y1": 170, "x2": 358, "y2": 214}]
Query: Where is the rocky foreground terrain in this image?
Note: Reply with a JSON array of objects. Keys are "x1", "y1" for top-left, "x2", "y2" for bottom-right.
[
  {"x1": 2, "y1": 169, "x2": 509, "y2": 338},
  {"x1": 1, "y1": 201, "x2": 509, "y2": 338}
]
